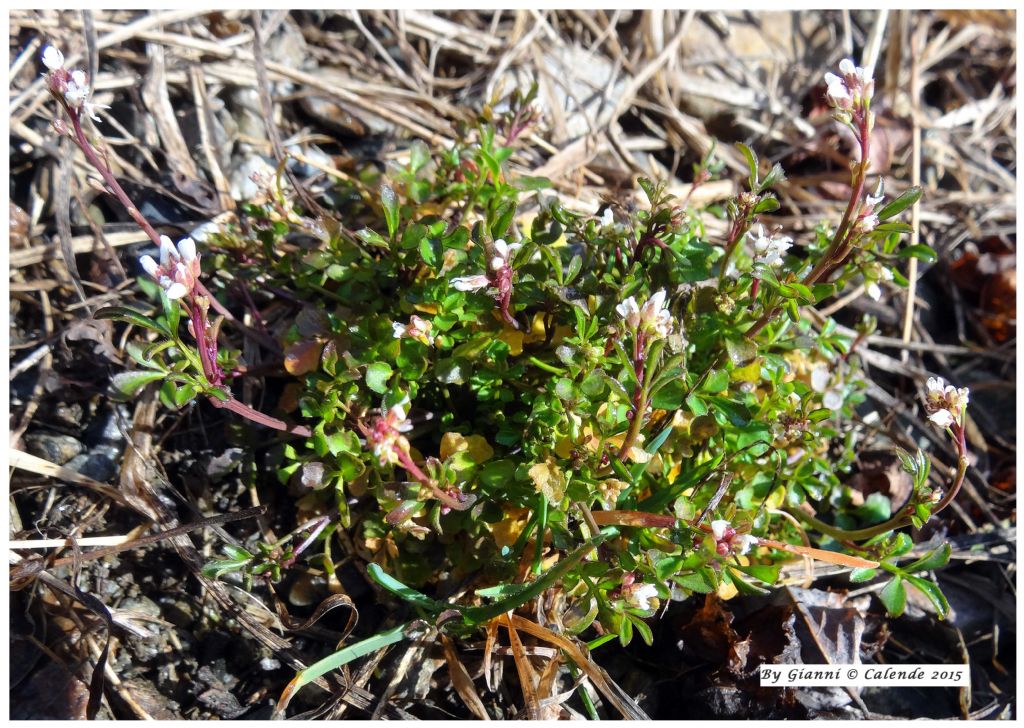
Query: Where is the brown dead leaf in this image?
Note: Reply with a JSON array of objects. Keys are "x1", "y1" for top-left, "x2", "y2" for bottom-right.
[
  {"x1": 284, "y1": 338, "x2": 324, "y2": 375},
  {"x1": 441, "y1": 634, "x2": 489, "y2": 720}
]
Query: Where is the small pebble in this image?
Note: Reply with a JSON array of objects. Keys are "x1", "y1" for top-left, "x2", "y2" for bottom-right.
[
  {"x1": 24, "y1": 432, "x2": 84, "y2": 465},
  {"x1": 65, "y1": 452, "x2": 117, "y2": 482}
]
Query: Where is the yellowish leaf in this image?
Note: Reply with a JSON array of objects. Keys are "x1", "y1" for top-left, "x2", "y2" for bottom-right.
[{"x1": 529, "y1": 461, "x2": 566, "y2": 505}]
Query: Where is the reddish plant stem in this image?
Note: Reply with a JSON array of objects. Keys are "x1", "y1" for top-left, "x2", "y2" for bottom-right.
[
  {"x1": 745, "y1": 112, "x2": 872, "y2": 340},
  {"x1": 69, "y1": 109, "x2": 161, "y2": 247},
  {"x1": 394, "y1": 449, "x2": 474, "y2": 511},
  {"x1": 717, "y1": 198, "x2": 755, "y2": 283},
  {"x1": 208, "y1": 395, "x2": 311, "y2": 437}
]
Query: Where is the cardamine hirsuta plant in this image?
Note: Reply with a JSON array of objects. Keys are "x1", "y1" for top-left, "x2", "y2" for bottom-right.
[{"x1": 47, "y1": 44, "x2": 968, "y2": 696}]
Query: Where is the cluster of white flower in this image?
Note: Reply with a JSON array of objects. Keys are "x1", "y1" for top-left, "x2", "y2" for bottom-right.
[
  {"x1": 865, "y1": 263, "x2": 894, "y2": 301},
  {"x1": 450, "y1": 239, "x2": 520, "y2": 292},
  {"x1": 489, "y1": 238, "x2": 521, "y2": 272},
  {"x1": 42, "y1": 46, "x2": 108, "y2": 122},
  {"x1": 748, "y1": 225, "x2": 793, "y2": 273},
  {"x1": 598, "y1": 207, "x2": 625, "y2": 235},
  {"x1": 139, "y1": 236, "x2": 201, "y2": 300},
  {"x1": 824, "y1": 58, "x2": 875, "y2": 111},
  {"x1": 711, "y1": 519, "x2": 759, "y2": 557},
  {"x1": 368, "y1": 403, "x2": 414, "y2": 466},
  {"x1": 924, "y1": 377, "x2": 969, "y2": 429},
  {"x1": 616, "y1": 289, "x2": 673, "y2": 338},
  {"x1": 624, "y1": 582, "x2": 659, "y2": 612},
  {"x1": 392, "y1": 315, "x2": 433, "y2": 345}
]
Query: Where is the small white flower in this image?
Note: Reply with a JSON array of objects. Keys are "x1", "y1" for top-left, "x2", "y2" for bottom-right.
[
  {"x1": 490, "y1": 239, "x2": 521, "y2": 270},
  {"x1": 824, "y1": 71, "x2": 851, "y2": 107},
  {"x1": 737, "y1": 534, "x2": 759, "y2": 556},
  {"x1": 42, "y1": 45, "x2": 65, "y2": 71},
  {"x1": 451, "y1": 274, "x2": 490, "y2": 292},
  {"x1": 838, "y1": 58, "x2": 856, "y2": 76},
  {"x1": 600, "y1": 208, "x2": 614, "y2": 228},
  {"x1": 823, "y1": 388, "x2": 844, "y2": 410},
  {"x1": 810, "y1": 365, "x2": 831, "y2": 393},
  {"x1": 923, "y1": 376, "x2": 969, "y2": 429},
  {"x1": 866, "y1": 281, "x2": 882, "y2": 301},
  {"x1": 749, "y1": 225, "x2": 793, "y2": 270},
  {"x1": 140, "y1": 235, "x2": 200, "y2": 300},
  {"x1": 860, "y1": 213, "x2": 879, "y2": 233},
  {"x1": 616, "y1": 296, "x2": 641, "y2": 329},
  {"x1": 710, "y1": 519, "x2": 730, "y2": 540},
  {"x1": 393, "y1": 315, "x2": 432, "y2": 345},
  {"x1": 627, "y1": 583, "x2": 659, "y2": 611},
  {"x1": 189, "y1": 221, "x2": 221, "y2": 243},
  {"x1": 639, "y1": 289, "x2": 673, "y2": 338},
  {"x1": 880, "y1": 266, "x2": 894, "y2": 282}
]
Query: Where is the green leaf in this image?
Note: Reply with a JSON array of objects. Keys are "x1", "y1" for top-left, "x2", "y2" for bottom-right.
[
  {"x1": 753, "y1": 196, "x2": 780, "y2": 214},
  {"x1": 365, "y1": 362, "x2": 393, "y2": 394},
  {"x1": 202, "y1": 558, "x2": 251, "y2": 579},
  {"x1": 735, "y1": 142, "x2": 759, "y2": 189},
  {"x1": 355, "y1": 228, "x2": 390, "y2": 249},
  {"x1": 888, "y1": 532, "x2": 914, "y2": 557},
  {"x1": 674, "y1": 569, "x2": 717, "y2": 594},
  {"x1": 808, "y1": 407, "x2": 832, "y2": 422},
  {"x1": 94, "y1": 306, "x2": 171, "y2": 338},
  {"x1": 490, "y1": 201, "x2": 517, "y2": 241},
  {"x1": 905, "y1": 574, "x2": 950, "y2": 620},
  {"x1": 518, "y1": 175, "x2": 552, "y2": 191},
  {"x1": 368, "y1": 536, "x2": 606, "y2": 625},
  {"x1": 849, "y1": 567, "x2": 878, "y2": 583},
  {"x1": 111, "y1": 370, "x2": 166, "y2": 397},
  {"x1": 630, "y1": 613, "x2": 654, "y2": 646},
  {"x1": 409, "y1": 139, "x2": 430, "y2": 172},
  {"x1": 733, "y1": 563, "x2": 780, "y2": 585},
  {"x1": 727, "y1": 567, "x2": 770, "y2": 595},
  {"x1": 897, "y1": 245, "x2": 937, "y2": 263},
  {"x1": 172, "y1": 382, "x2": 197, "y2": 407},
  {"x1": 878, "y1": 576, "x2": 907, "y2": 617},
  {"x1": 564, "y1": 254, "x2": 583, "y2": 284},
  {"x1": 419, "y1": 236, "x2": 442, "y2": 269},
  {"x1": 759, "y1": 163, "x2": 786, "y2": 192},
  {"x1": 904, "y1": 543, "x2": 952, "y2": 573},
  {"x1": 876, "y1": 185, "x2": 922, "y2": 220},
  {"x1": 290, "y1": 622, "x2": 412, "y2": 694},
  {"x1": 381, "y1": 183, "x2": 400, "y2": 240},
  {"x1": 701, "y1": 369, "x2": 729, "y2": 394}
]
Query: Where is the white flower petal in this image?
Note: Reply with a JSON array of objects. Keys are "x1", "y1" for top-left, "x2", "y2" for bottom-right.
[
  {"x1": 928, "y1": 409, "x2": 955, "y2": 428},
  {"x1": 838, "y1": 59, "x2": 856, "y2": 76},
  {"x1": 392, "y1": 322, "x2": 407, "y2": 338},
  {"x1": 42, "y1": 46, "x2": 65, "y2": 71},
  {"x1": 159, "y1": 235, "x2": 178, "y2": 265},
  {"x1": 176, "y1": 237, "x2": 197, "y2": 263},
  {"x1": 711, "y1": 519, "x2": 729, "y2": 540},
  {"x1": 164, "y1": 282, "x2": 188, "y2": 300},
  {"x1": 451, "y1": 275, "x2": 490, "y2": 291},
  {"x1": 139, "y1": 255, "x2": 159, "y2": 277},
  {"x1": 866, "y1": 282, "x2": 882, "y2": 301},
  {"x1": 738, "y1": 534, "x2": 759, "y2": 555},
  {"x1": 493, "y1": 239, "x2": 509, "y2": 258},
  {"x1": 811, "y1": 366, "x2": 831, "y2": 393}
]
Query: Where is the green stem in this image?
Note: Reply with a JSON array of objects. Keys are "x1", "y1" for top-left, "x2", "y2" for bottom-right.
[{"x1": 789, "y1": 456, "x2": 968, "y2": 543}]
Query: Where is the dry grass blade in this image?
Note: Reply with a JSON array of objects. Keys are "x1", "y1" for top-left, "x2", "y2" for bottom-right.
[
  {"x1": 441, "y1": 634, "x2": 490, "y2": 720},
  {"x1": 10, "y1": 448, "x2": 132, "y2": 507},
  {"x1": 505, "y1": 614, "x2": 650, "y2": 720},
  {"x1": 501, "y1": 613, "x2": 542, "y2": 720}
]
